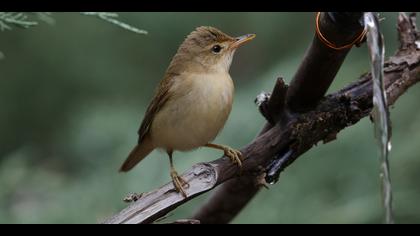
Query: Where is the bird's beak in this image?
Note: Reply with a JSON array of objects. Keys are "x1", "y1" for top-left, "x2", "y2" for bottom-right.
[{"x1": 230, "y1": 34, "x2": 256, "y2": 49}]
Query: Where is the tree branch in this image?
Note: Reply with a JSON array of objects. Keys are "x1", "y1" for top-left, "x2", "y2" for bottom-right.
[
  {"x1": 103, "y1": 12, "x2": 420, "y2": 224},
  {"x1": 80, "y1": 12, "x2": 148, "y2": 35},
  {"x1": 0, "y1": 12, "x2": 39, "y2": 31}
]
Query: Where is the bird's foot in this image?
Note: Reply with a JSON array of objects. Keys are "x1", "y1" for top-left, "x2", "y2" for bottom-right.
[
  {"x1": 205, "y1": 143, "x2": 243, "y2": 169},
  {"x1": 170, "y1": 169, "x2": 189, "y2": 197},
  {"x1": 222, "y1": 145, "x2": 243, "y2": 169}
]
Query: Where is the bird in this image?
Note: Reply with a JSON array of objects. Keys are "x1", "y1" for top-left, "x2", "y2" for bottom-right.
[{"x1": 119, "y1": 26, "x2": 256, "y2": 197}]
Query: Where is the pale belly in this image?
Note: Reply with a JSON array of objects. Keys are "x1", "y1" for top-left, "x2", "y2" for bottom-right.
[{"x1": 150, "y1": 73, "x2": 234, "y2": 151}]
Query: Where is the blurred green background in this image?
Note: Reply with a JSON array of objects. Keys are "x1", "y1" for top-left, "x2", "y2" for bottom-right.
[{"x1": 0, "y1": 12, "x2": 419, "y2": 224}]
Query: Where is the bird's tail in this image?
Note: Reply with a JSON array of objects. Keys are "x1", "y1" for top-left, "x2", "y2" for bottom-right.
[{"x1": 119, "y1": 137, "x2": 155, "y2": 172}]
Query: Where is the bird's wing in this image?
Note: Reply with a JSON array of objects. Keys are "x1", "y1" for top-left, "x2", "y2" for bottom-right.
[{"x1": 137, "y1": 74, "x2": 176, "y2": 144}]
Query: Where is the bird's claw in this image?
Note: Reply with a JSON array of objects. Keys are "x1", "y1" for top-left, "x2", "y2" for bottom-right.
[
  {"x1": 170, "y1": 170, "x2": 189, "y2": 197},
  {"x1": 224, "y1": 147, "x2": 243, "y2": 169}
]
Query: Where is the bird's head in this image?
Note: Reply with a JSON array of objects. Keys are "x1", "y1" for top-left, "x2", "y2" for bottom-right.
[{"x1": 170, "y1": 26, "x2": 255, "y2": 74}]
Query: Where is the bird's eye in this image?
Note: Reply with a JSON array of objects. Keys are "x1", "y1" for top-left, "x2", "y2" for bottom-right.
[{"x1": 211, "y1": 45, "x2": 222, "y2": 54}]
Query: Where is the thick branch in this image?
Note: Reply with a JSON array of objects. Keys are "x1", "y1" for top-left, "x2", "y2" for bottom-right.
[
  {"x1": 104, "y1": 13, "x2": 420, "y2": 224},
  {"x1": 286, "y1": 12, "x2": 365, "y2": 112}
]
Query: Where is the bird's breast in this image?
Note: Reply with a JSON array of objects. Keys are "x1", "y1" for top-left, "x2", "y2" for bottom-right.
[{"x1": 151, "y1": 72, "x2": 234, "y2": 151}]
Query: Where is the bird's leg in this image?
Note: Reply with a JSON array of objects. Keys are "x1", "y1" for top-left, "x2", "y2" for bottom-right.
[
  {"x1": 204, "y1": 143, "x2": 242, "y2": 169},
  {"x1": 168, "y1": 150, "x2": 189, "y2": 197}
]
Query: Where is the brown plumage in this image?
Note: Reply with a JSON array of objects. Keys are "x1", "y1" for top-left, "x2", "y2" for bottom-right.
[{"x1": 120, "y1": 26, "x2": 255, "y2": 196}]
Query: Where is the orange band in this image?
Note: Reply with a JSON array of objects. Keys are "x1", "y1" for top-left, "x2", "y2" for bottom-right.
[{"x1": 315, "y1": 12, "x2": 367, "y2": 50}]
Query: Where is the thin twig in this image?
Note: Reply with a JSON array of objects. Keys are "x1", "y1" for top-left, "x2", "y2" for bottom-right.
[
  {"x1": 81, "y1": 12, "x2": 148, "y2": 35},
  {"x1": 0, "y1": 12, "x2": 38, "y2": 31}
]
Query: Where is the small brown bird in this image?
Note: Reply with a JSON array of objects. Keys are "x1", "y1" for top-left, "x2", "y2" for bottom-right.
[{"x1": 120, "y1": 26, "x2": 255, "y2": 196}]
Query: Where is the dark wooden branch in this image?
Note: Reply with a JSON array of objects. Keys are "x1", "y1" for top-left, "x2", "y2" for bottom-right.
[
  {"x1": 255, "y1": 77, "x2": 288, "y2": 124},
  {"x1": 103, "y1": 13, "x2": 420, "y2": 224},
  {"x1": 286, "y1": 12, "x2": 365, "y2": 112}
]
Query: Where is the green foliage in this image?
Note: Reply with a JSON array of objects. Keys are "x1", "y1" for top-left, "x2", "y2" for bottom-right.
[
  {"x1": 0, "y1": 12, "x2": 145, "y2": 33},
  {"x1": 0, "y1": 12, "x2": 53, "y2": 56},
  {"x1": 0, "y1": 12, "x2": 146, "y2": 59},
  {"x1": 0, "y1": 12, "x2": 39, "y2": 30},
  {"x1": 80, "y1": 12, "x2": 148, "y2": 35}
]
